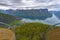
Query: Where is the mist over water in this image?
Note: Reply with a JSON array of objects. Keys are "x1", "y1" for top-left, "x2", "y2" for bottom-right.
[{"x1": 21, "y1": 14, "x2": 60, "y2": 25}]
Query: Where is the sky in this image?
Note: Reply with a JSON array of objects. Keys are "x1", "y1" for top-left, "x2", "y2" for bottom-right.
[{"x1": 0, "y1": 0, "x2": 60, "y2": 11}]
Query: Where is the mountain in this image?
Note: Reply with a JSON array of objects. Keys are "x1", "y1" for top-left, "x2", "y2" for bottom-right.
[
  {"x1": 49, "y1": 11, "x2": 60, "y2": 19},
  {"x1": 49, "y1": 11, "x2": 58, "y2": 14},
  {"x1": 0, "y1": 13, "x2": 17, "y2": 24},
  {"x1": 54, "y1": 11, "x2": 60, "y2": 19},
  {"x1": 0, "y1": 9, "x2": 52, "y2": 20},
  {"x1": 43, "y1": 14, "x2": 60, "y2": 25}
]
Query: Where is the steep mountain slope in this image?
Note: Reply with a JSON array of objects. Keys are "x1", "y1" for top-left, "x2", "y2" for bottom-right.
[
  {"x1": 54, "y1": 11, "x2": 60, "y2": 19},
  {"x1": 0, "y1": 13, "x2": 17, "y2": 24},
  {"x1": 49, "y1": 11, "x2": 60, "y2": 19}
]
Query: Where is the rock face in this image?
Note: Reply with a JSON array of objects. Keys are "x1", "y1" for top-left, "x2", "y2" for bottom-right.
[
  {"x1": 14, "y1": 9, "x2": 52, "y2": 20},
  {"x1": 0, "y1": 9, "x2": 52, "y2": 20},
  {"x1": 0, "y1": 28, "x2": 15, "y2": 40},
  {"x1": 46, "y1": 27, "x2": 60, "y2": 40}
]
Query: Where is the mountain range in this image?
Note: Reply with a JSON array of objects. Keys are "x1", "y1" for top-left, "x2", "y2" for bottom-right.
[
  {"x1": 0, "y1": 9, "x2": 60, "y2": 25},
  {"x1": 0, "y1": 9, "x2": 52, "y2": 20},
  {"x1": 49, "y1": 11, "x2": 60, "y2": 19}
]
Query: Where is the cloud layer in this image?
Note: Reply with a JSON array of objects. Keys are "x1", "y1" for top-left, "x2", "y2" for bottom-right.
[
  {"x1": 21, "y1": 14, "x2": 60, "y2": 25},
  {"x1": 0, "y1": 0, "x2": 60, "y2": 11}
]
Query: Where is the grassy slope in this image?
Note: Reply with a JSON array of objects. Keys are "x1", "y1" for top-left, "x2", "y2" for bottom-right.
[
  {"x1": 15, "y1": 23, "x2": 53, "y2": 40},
  {"x1": 0, "y1": 13, "x2": 17, "y2": 24}
]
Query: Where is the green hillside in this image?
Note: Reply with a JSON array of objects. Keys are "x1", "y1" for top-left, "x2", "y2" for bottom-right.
[
  {"x1": 14, "y1": 23, "x2": 54, "y2": 40},
  {"x1": 0, "y1": 13, "x2": 17, "y2": 24}
]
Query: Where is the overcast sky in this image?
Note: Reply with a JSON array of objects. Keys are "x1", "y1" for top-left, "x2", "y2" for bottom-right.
[{"x1": 0, "y1": 0, "x2": 60, "y2": 11}]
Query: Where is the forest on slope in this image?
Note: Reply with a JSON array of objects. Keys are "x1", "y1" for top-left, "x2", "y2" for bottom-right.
[{"x1": 14, "y1": 23, "x2": 55, "y2": 40}]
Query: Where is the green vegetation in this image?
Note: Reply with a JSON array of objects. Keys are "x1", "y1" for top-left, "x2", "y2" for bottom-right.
[
  {"x1": 0, "y1": 13, "x2": 17, "y2": 24},
  {"x1": 14, "y1": 23, "x2": 52, "y2": 40},
  {"x1": 9, "y1": 20, "x2": 21, "y2": 26}
]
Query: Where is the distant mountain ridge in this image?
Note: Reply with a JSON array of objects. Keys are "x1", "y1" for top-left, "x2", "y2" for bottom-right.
[
  {"x1": 49, "y1": 11, "x2": 60, "y2": 19},
  {"x1": 0, "y1": 9, "x2": 52, "y2": 20}
]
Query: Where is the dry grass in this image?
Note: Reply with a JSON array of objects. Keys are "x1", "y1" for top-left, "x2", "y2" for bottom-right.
[
  {"x1": 0, "y1": 28, "x2": 15, "y2": 40},
  {"x1": 46, "y1": 27, "x2": 60, "y2": 40}
]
